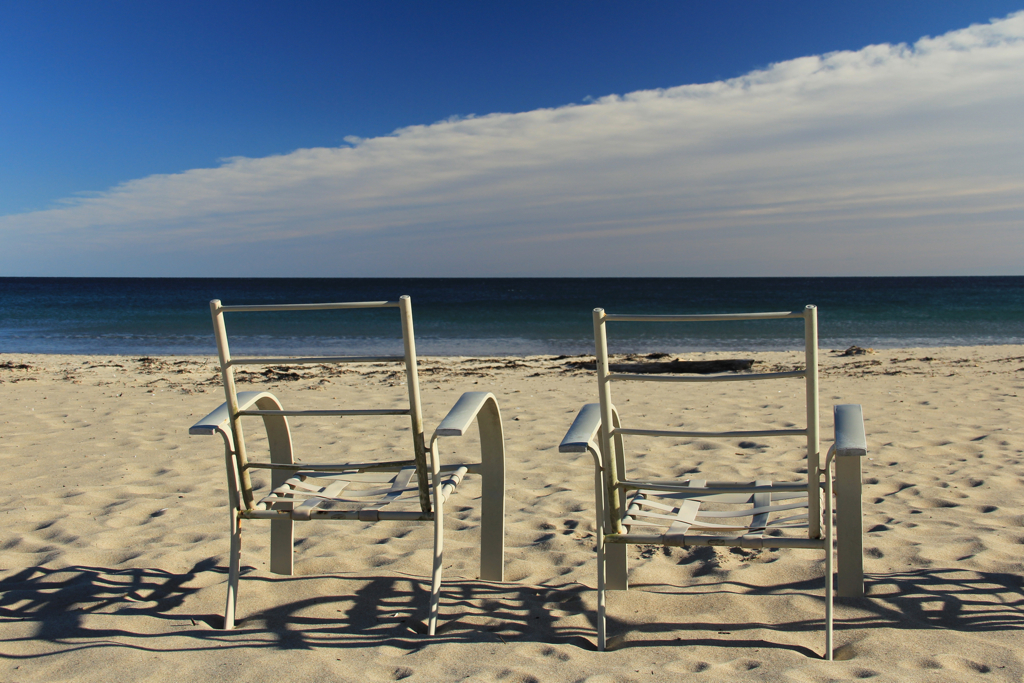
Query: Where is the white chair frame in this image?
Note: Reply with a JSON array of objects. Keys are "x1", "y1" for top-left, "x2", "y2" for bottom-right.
[
  {"x1": 560, "y1": 305, "x2": 866, "y2": 659},
  {"x1": 190, "y1": 296, "x2": 505, "y2": 633}
]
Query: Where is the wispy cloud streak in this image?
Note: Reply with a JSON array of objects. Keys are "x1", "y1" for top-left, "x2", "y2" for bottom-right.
[{"x1": 3, "y1": 12, "x2": 1022, "y2": 276}]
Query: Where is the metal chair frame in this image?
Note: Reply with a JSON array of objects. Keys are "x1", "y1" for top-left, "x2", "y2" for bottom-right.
[
  {"x1": 560, "y1": 305, "x2": 867, "y2": 658},
  {"x1": 190, "y1": 296, "x2": 505, "y2": 633}
]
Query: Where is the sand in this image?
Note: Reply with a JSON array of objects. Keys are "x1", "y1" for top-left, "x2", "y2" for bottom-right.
[{"x1": 2, "y1": 346, "x2": 1023, "y2": 682}]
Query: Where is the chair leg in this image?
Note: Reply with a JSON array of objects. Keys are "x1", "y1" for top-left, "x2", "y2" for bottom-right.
[
  {"x1": 428, "y1": 482, "x2": 444, "y2": 636},
  {"x1": 224, "y1": 509, "x2": 241, "y2": 630},
  {"x1": 269, "y1": 517, "x2": 294, "y2": 576},
  {"x1": 592, "y1": 464, "x2": 608, "y2": 650},
  {"x1": 835, "y1": 456, "x2": 864, "y2": 598},
  {"x1": 478, "y1": 399, "x2": 506, "y2": 583},
  {"x1": 597, "y1": 527, "x2": 607, "y2": 651},
  {"x1": 825, "y1": 472, "x2": 834, "y2": 661},
  {"x1": 265, "y1": 402, "x2": 296, "y2": 577},
  {"x1": 605, "y1": 543, "x2": 628, "y2": 591}
]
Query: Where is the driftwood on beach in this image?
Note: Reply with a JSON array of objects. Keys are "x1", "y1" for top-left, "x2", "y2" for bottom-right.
[{"x1": 571, "y1": 358, "x2": 755, "y2": 374}]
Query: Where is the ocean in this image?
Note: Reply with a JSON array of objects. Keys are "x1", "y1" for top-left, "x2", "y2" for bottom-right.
[{"x1": 2, "y1": 277, "x2": 1023, "y2": 356}]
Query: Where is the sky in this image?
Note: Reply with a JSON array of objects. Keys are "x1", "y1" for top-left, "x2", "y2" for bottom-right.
[{"x1": 1, "y1": 1, "x2": 1022, "y2": 277}]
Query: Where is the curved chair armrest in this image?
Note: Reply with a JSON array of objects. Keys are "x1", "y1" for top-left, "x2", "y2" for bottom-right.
[
  {"x1": 431, "y1": 390, "x2": 505, "y2": 583},
  {"x1": 189, "y1": 402, "x2": 232, "y2": 437},
  {"x1": 833, "y1": 404, "x2": 867, "y2": 457},
  {"x1": 189, "y1": 391, "x2": 275, "y2": 436},
  {"x1": 559, "y1": 404, "x2": 602, "y2": 454},
  {"x1": 434, "y1": 391, "x2": 501, "y2": 437},
  {"x1": 831, "y1": 403, "x2": 867, "y2": 599}
]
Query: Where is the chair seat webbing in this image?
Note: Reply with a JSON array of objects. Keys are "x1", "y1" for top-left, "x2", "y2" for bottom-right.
[
  {"x1": 255, "y1": 465, "x2": 469, "y2": 521},
  {"x1": 622, "y1": 479, "x2": 812, "y2": 546}
]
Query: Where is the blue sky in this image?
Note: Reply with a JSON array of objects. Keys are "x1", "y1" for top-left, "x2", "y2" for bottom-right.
[{"x1": 2, "y1": 1, "x2": 1022, "y2": 276}]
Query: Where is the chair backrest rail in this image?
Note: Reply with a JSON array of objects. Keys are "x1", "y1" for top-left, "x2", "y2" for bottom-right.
[
  {"x1": 592, "y1": 304, "x2": 822, "y2": 540},
  {"x1": 216, "y1": 301, "x2": 399, "y2": 312},
  {"x1": 603, "y1": 311, "x2": 802, "y2": 322},
  {"x1": 209, "y1": 295, "x2": 430, "y2": 513},
  {"x1": 238, "y1": 409, "x2": 411, "y2": 418},
  {"x1": 227, "y1": 355, "x2": 406, "y2": 367},
  {"x1": 613, "y1": 427, "x2": 806, "y2": 439},
  {"x1": 398, "y1": 295, "x2": 431, "y2": 514},
  {"x1": 607, "y1": 370, "x2": 806, "y2": 383},
  {"x1": 803, "y1": 305, "x2": 821, "y2": 539}
]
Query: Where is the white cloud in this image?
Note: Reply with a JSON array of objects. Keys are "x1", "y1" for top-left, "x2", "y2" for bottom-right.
[{"x1": 3, "y1": 12, "x2": 1023, "y2": 276}]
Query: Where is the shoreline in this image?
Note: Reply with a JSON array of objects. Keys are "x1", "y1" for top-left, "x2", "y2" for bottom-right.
[
  {"x1": 2, "y1": 345, "x2": 1023, "y2": 680},
  {"x1": 3, "y1": 344, "x2": 1024, "y2": 391},
  {"x1": 5, "y1": 336, "x2": 1024, "y2": 358}
]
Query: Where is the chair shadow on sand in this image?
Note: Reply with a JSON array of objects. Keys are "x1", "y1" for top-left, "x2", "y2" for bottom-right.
[
  {"x1": 2, "y1": 562, "x2": 1023, "y2": 658},
  {"x1": 0, "y1": 561, "x2": 588, "y2": 654},
  {"x1": 612, "y1": 566, "x2": 1024, "y2": 656}
]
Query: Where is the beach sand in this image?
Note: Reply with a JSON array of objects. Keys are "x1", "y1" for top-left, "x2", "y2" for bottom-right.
[{"x1": 2, "y1": 346, "x2": 1023, "y2": 682}]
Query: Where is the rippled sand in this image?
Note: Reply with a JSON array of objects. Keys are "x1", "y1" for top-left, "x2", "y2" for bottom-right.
[{"x1": 2, "y1": 347, "x2": 1023, "y2": 681}]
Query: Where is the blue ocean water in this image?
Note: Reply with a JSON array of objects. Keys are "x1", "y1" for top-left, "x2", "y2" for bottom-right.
[{"x1": 1, "y1": 277, "x2": 1023, "y2": 356}]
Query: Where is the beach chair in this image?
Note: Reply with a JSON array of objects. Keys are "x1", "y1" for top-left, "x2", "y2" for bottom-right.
[
  {"x1": 189, "y1": 296, "x2": 505, "y2": 633},
  {"x1": 559, "y1": 305, "x2": 866, "y2": 659}
]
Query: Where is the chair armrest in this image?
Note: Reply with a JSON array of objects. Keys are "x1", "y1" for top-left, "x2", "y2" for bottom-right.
[
  {"x1": 559, "y1": 404, "x2": 602, "y2": 453},
  {"x1": 189, "y1": 391, "x2": 272, "y2": 436},
  {"x1": 432, "y1": 391, "x2": 505, "y2": 583},
  {"x1": 833, "y1": 404, "x2": 867, "y2": 457},
  {"x1": 435, "y1": 391, "x2": 500, "y2": 437}
]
